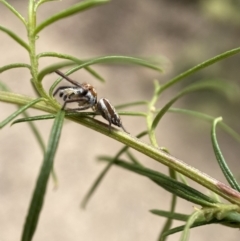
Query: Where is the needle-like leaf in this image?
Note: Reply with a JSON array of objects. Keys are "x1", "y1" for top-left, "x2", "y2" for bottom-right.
[
  {"x1": 151, "y1": 80, "x2": 239, "y2": 133},
  {"x1": 21, "y1": 110, "x2": 65, "y2": 241},
  {"x1": 211, "y1": 117, "x2": 240, "y2": 192},
  {"x1": 0, "y1": 0, "x2": 26, "y2": 25},
  {"x1": 160, "y1": 47, "x2": 240, "y2": 93},
  {"x1": 0, "y1": 98, "x2": 43, "y2": 128},
  {"x1": 81, "y1": 131, "x2": 148, "y2": 208},
  {"x1": 38, "y1": 52, "x2": 105, "y2": 83},
  {"x1": 0, "y1": 63, "x2": 31, "y2": 74},
  {"x1": 100, "y1": 157, "x2": 218, "y2": 207},
  {"x1": 168, "y1": 108, "x2": 240, "y2": 143},
  {"x1": 0, "y1": 25, "x2": 29, "y2": 51},
  {"x1": 35, "y1": 0, "x2": 110, "y2": 34},
  {"x1": 150, "y1": 209, "x2": 189, "y2": 221}
]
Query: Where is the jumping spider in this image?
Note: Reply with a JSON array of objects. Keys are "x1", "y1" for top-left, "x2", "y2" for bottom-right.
[{"x1": 53, "y1": 70, "x2": 128, "y2": 133}]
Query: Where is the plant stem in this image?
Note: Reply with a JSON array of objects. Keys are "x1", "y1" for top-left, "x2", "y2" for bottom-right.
[
  {"x1": 147, "y1": 81, "x2": 161, "y2": 146},
  {"x1": 27, "y1": 0, "x2": 48, "y2": 99},
  {"x1": 1, "y1": 91, "x2": 240, "y2": 205}
]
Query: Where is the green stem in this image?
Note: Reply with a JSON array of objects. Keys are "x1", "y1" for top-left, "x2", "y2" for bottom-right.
[
  {"x1": 27, "y1": 0, "x2": 48, "y2": 99},
  {"x1": 1, "y1": 91, "x2": 240, "y2": 205},
  {"x1": 147, "y1": 81, "x2": 161, "y2": 146}
]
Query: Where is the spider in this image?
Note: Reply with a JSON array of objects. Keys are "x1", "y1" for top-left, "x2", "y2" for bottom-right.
[
  {"x1": 53, "y1": 70, "x2": 128, "y2": 133},
  {"x1": 53, "y1": 70, "x2": 97, "y2": 111}
]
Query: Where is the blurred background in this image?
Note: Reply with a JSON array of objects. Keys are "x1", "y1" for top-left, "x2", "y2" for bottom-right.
[{"x1": 1, "y1": 0, "x2": 240, "y2": 240}]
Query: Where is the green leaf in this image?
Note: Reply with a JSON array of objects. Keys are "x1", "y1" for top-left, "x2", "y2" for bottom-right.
[
  {"x1": 39, "y1": 55, "x2": 162, "y2": 83},
  {"x1": 0, "y1": 98, "x2": 43, "y2": 128},
  {"x1": 158, "y1": 168, "x2": 178, "y2": 241},
  {"x1": 160, "y1": 46, "x2": 240, "y2": 93},
  {"x1": 21, "y1": 110, "x2": 65, "y2": 241},
  {"x1": 0, "y1": 63, "x2": 31, "y2": 74},
  {"x1": 150, "y1": 209, "x2": 189, "y2": 221},
  {"x1": 47, "y1": 55, "x2": 163, "y2": 92},
  {"x1": 35, "y1": 0, "x2": 60, "y2": 10},
  {"x1": 168, "y1": 108, "x2": 240, "y2": 143},
  {"x1": 0, "y1": 91, "x2": 56, "y2": 113},
  {"x1": 151, "y1": 80, "x2": 238, "y2": 132},
  {"x1": 102, "y1": 158, "x2": 218, "y2": 207},
  {"x1": 161, "y1": 219, "x2": 215, "y2": 240},
  {"x1": 12, "y1": 112, "x2": 97, "y2": 125},
  {"x1": 35, "y1": 0, "x2": 110, "y2": 34},
  {"x1": 125, "y1": 150, "x2": 141, "y2": 165},
  {"x1": 0, "y1": 81, "x2": 9, "y2": 91},
  {"x1": 181, "y1": 211, "x2": 202, "y2": 241},
  {"x1": 161, "y1": 212, "x2": 240, "y2": 240},
  {"x1": 0, "y1": 82, "x2": 57, "y2": 186},
  {"x1": 211, "y1": 117, "x2": 240, "y2": 192},
  {"x1": 38, "y1": 52, "x2": 105, "y2": 82},
  {"x1": 115, "y1": 101, "x2": 148, "y2": 110},
  {"x1": 38, "y1": 61, "x2": 76, "y2": 81},
  {"x1": 0, "y1": 25, "x2": 29, "y2": 51},
  {"x1": 12, "y1": 114, "x2": 56, "y2": 124},
  {"x1": 81, "y1": 131, "x2": 148, "y2": 208},
  {"x1": 0, "y1": 0, "x2": 26, "y2": 25},
  {"x1": 81, "y1": 149, "x2": 130, "y2": 209},
  {"x1": 69, "y1": 55, "x2": 163, "y2": 73}
]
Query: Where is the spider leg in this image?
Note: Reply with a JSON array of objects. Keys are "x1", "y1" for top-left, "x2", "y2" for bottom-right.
[
  {"x1": 62, "y1": 96, "x2": 90, "y2": 110},
  {"x1": 53, "y1": 86, "x2": 73, "y2": 97},
  {"x1": 55, "y1": 70, "x2": 82, "y2": 88},
  {"x1": 108, "y1": 121, "x2": 112, "y2": 132},
  {"x1": 119, "y1": 124, "x2": 129, "y2": 133},
  {"x1": 68, "y1": 104, "x2": 95, "y2": 111}
]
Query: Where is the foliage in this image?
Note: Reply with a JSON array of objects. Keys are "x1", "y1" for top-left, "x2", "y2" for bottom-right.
[{"x1": 1, "y1": 0, "x2": 240, "y2": 241}]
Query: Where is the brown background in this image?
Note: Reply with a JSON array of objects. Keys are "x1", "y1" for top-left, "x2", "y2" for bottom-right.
[{"x1": 1, "y1": 0, "x2": 240, "y2": 240}]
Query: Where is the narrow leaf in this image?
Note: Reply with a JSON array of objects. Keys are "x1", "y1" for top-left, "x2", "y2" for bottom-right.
[
  {"x1": 102, "y1": 159, "x2": 218, "y2": 207},
  {"x1": 39, "y1": 55, "x2": 162, "y2": 82},
  {"x1": 0, "y1": 91, "x2": 56, "y2": 113},
  {"x1": 0, "y1": 63, "x2": 31, "y2": 73},
  {"x1": 152, "y1": 80, "x2": 238, "y2": 132},
  {"x1": 150, "y1": 210, "x2": 189, "y2": 221},
  {"x1": 35, "y1": 0, "x2": 59, "y2": 9},
  {"x1": 158, "y1": 167, "x2": 178, "y2": 241},
  {"x1": 38, "y1": 61, "x2": 75, "y2": 81},
  {"x1": 47, "y1": 55, "x2": 163, "y2": 90},
  {"x1": 81, "y1": 131, "x2": 148, "y2": 208},
  {"x1": 21, "y1": 110, "x2": 65, "y2": 241},
  {"x1": 162, "y1": 209, "x2": 240, "y2": 240},
  {"x1": 12, "y1": 112, "x2": 96, "y2": 125},
  {"x1": 0, "y1": 98, "x2": 43, "y2": 128},
  {"x1": 0, "y1": 25, "x2": 29, "y2": 51},
  {"x1": 181, "y1": 211, "x2": 202, "y2": 241},
  {"x1": 0, "y1": 0, "x2": 26, "y2": 25},
  {"x1": 67, "y1": 56, "x2": 163, "y2": 74},
  {"x1": 0, "y1": 81, "x2": 9, "y2": 91},
  {"x1": 160, "y1": 47, "x2": 240, "y2": 93},
  {"x1": 126, "y1": 150, "x2": 141, "y2": 165},
  {"x1": 37, "y1": 52, "x2": 105, "y2": 82},
  {"x1": 0, "y1": 83, "x2": 58, "y2": 186},
  {"x1": 35, "y1": 0, "x2": 110, "y2": 34},
  {"x1": 168, "y1": 108, "x2": 240, "y2": 143},
  {"x1": 81, "y1": 149, "x2": 130, "y2": 209},
  {"x1": 12, "y1": 114, "x2": 56, "y2": 124},
  {"x1": 211, "y1": 117, "x2": 240, "y2": 191},
  {"x1": 115, "y1": 101, "x2": 148, "y2": 110}
]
